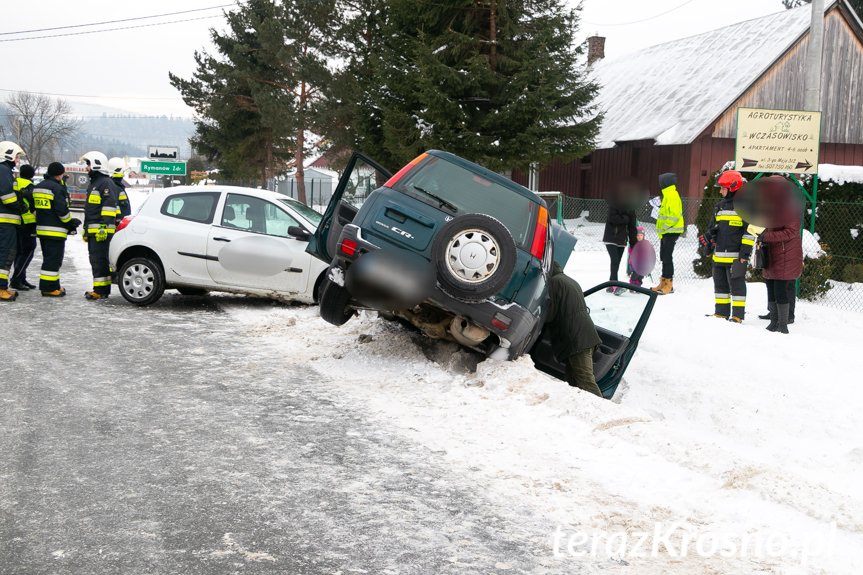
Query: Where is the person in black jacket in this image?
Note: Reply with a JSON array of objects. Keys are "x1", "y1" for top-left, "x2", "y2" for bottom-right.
[
  {"x1": 33, "y1": 162, "x2": 80, "y2": 296},
  {"x1": 545, "y1": 262, "x2": 603, "y2": 397},
  {"x1": 703, "y1": 170, "x2": 757, "y2": 322},
  {"x1": 0, "y1": 141, "x2": 26, "y2": 301},
  {"x1": 10, "y1": 164, "x2": 38, "y2": 290},
  {"x1": 80, "y1": 151, "x2": 119, "y2": 300},
  {"x1": 107, "y1": 157, "x2": 131, "y2": 218},
  {"x1": 602, "y1": 179, "x2": 640, "y2": 293}
]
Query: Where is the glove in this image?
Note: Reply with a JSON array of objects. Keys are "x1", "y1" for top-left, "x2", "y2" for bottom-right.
[
  {"x1": 698, "y1": 233, "x2": 715, "y2": 256},
  {"x1": 66, "y1": 218, "x2": 82, "y2": 231},
  {"x1": 95, "y1": 227, "x2": 109, "y2": 242}
]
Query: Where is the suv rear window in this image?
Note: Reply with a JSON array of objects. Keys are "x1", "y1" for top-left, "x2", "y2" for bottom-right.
[
  {"x1": 395, "y1": 156, "x2": 537, "y2": 247},
  {"x1": 161, "y1": 192, "x2": 220, "y2": 224}
]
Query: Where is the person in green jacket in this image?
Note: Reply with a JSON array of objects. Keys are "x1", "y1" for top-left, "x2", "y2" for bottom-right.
[
  {"x1": 545, "y1": 262, "x2": 603, "y2": 397},
  {"x1": 651, "y1": 172, "x2": 684, "y2": 295}
]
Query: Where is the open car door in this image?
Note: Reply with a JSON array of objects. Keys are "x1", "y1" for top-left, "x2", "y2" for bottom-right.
[
  {"x1": 530, "y1": 280, "x2": 657, "y2": 399},
  {"x1": 306, "y1": 152, "x2": 392, "y2": 264}
]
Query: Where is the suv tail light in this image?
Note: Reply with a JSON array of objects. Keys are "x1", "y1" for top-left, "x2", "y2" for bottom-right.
[
  {"x1": 384, "y1": 153, "x2": 428, "y2": 188},
  {"x1": 340, "y1": 239, "x2": 358, "y2": 256},
  {"x1": 529, "y1": 206, "x2": 548, "y2": 260},
  {"x1": 116, "y1": 215, "x2": 134, "y2": 232}
]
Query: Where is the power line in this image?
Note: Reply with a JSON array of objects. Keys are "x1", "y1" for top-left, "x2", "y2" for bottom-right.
[
  {"x1": 0, "y1": 88, "x2": 183, "y2": 101},
  {"x1": 0, "y1": 4, "x2": 234, "y2": 36},
  {"x1": 582, "y1": 0, "x2": 699, "y2": 27},
  {"x1": 0, "y1": 14, "x2": 222, "y2": 42}
]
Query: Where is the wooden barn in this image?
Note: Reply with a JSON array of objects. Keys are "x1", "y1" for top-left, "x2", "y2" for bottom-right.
[{"x1": 514, "y1": 0, "x2": 863, "y2": 199}]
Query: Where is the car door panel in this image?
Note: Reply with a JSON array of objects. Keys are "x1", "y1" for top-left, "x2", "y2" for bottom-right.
[
  {"x1": 206, "y1": 193, "x2": 311, "y2": 294},
  {"x1": 308, "y1": 151, "x2": 392, "y2": 263},
  {"x1": 157, "y1": 196, "x2": 222, "y2": 284},
  {"x1": 206, "y1": 227, "x2": 309, "y2": 293},
  {"x1": 530, "y1": 280, "x2": 656, "y2": 399}
]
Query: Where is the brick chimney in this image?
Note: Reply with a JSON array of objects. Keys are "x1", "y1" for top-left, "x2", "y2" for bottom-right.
[{"x1": 587, "y1": 36, "x2": 606, "y2": 66}]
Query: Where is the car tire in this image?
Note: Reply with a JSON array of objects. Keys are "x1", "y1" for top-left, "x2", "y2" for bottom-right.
[
  {"x1": 431, "y1": 214, "x2": 517, "y2": 301},
  {"x1": 176, "y1": 287, "x2": 208, "y2": 296},
  {"x1": 318, "y1": 275, "x2": 354, "y2": 326},
  {"x1": 118, "y1": 257, "x2": 165, "y2": 306}
]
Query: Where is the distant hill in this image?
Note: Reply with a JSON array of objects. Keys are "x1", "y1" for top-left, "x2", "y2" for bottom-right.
[
  {"x1": 0, "y1": 99, "x2": 196, "y2": 163},
  {"x1": 79, "y1": 115, "x2": 195, "y2": 159}
]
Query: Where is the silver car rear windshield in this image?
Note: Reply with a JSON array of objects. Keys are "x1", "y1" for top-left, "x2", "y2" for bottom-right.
[{"x1": 395, "y1": 156, "x2": 536, "y2": 247}]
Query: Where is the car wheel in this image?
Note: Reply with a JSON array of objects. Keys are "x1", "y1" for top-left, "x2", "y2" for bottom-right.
[
  {"x1": 431, "y1": 214, "x2": 517, "y2": 301},
  {"x1": 318, "y1": 275, "x2": 354, "y2": 326},
  {"x1": 176, "y1": 287, "x2": 208, "y2": 296},
  {"x1": 119, "y1": 257, "x2": 165, "y2": 306}
]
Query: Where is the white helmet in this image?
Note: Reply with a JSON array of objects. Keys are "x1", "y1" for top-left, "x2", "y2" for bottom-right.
[
  {"x1": 1, "y1": 141, "x2": 25, "y2": 163},
  {"x1": 80, "y1": 151, "x2": 110, "y2": 175},
  {"x1": 107, "y1": 157, "x2": 126, "y2": 178}
]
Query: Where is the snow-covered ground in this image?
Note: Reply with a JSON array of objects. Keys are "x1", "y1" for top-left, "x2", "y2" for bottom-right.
[
  {"x1": 225, "y1": 255, "x2": 860, "y2": 575},
  {"x1": 116, "y1": 187, "x2": 861, "y2": 573}
]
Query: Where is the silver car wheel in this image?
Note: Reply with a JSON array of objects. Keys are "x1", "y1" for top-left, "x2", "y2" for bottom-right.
[
  {"x1": 122, "y1": 262, "x2": 155, "y2": 301},
  {"x1": 444, "y1": 229, "x2": 501, "y2": 283}
]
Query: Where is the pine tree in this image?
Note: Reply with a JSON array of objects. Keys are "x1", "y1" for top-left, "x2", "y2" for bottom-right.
[
  {"x1": 368, "y1": 0, "x2": 601, "y2": 172},
  {"x1": 782, "y1": 0, "x2": 811, "y2": 8},
  {"x1": 169, "y1": 0, "x2": 291, "y2": 183},
  {"x1": 170, "y1": 0, "x2": 337, "y2": 202},
  {"x1": 320, "y1": 0, "x2": 391, "y2": 168}
]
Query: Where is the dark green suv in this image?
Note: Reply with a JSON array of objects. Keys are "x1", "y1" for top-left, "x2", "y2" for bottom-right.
[{"x1": 308, "y1": 151, "x2": 656, "y2": 398}]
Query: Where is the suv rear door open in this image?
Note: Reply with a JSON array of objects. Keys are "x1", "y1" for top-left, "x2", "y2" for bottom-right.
[{"x1": 307, "y1": 152, "x2": 392, "y2": 263}]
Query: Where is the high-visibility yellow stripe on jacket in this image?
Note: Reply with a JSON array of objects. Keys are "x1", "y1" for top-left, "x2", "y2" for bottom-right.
[
  {"x1": 657, "y1": 185, "x2": 684, "y2": 237},
  {"x1": 14, "y1": 178, "x2": 36, "y2": 224}
]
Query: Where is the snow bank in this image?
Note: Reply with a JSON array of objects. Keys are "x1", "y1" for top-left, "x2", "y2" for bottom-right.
[
  {"x1": 818, "y1": 163, "x2": 863, "y2": 185},
  {"x1": 219, "y1": 251, "x2": 863, "y2": 574}
]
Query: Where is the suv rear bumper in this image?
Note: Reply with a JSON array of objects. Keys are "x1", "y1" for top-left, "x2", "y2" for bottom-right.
[{"x1": 333, "y1": 224, "x2": 541, "y2": 359}]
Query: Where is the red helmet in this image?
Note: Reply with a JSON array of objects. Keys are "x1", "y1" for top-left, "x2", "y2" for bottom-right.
[{"x1": 717, "y1": 170, "x2": 744, "y2": 193}]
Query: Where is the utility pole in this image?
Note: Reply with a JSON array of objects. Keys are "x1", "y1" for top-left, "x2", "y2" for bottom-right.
[{"x1": 804, "y1": 0, "x2": 825, "y2": 111}]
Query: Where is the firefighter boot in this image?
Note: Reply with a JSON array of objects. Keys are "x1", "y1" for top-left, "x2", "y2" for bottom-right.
[
  {"x1": 42, "y1": 288, "x2": 66, "y2": 297},
  {"x1": 84, "y1": 291, "x2": 108, "y2": 300},
  {"x1": 775, "y1": 303, "x2": 790, "y2": 334},
  {"x1": 0, "y1": 288, "x2": 18, "y2": 301},
  {"x1": 765, "y1": 302, "x2": 778, "y2": 332}
]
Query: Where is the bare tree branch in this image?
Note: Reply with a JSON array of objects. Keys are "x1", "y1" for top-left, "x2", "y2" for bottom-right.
[{"x1": 4, "y1": 92, "x2": 81, "y2": 168}]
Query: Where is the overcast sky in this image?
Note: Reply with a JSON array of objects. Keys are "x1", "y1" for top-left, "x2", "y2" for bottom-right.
[{"x1": 2, "y1": 0, "x2": 796, "y2": 118}]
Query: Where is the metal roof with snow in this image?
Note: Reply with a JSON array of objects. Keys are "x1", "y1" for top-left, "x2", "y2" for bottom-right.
[{"x1": 591, "y1": 2, "x2": 834, "y2": 149}]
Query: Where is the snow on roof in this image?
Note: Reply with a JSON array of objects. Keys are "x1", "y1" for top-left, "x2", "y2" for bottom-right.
[
  {"x1": 591, "y1": 2, "x2": 833, "y2": 148},
  {"x1": 819, "y1": 163, "x2": 863, "y2": 184}
]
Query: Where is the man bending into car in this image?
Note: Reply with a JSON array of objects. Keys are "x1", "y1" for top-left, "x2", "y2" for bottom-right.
[{"x1": 544, "y1": 262, "x2": 602, "y2": 397}]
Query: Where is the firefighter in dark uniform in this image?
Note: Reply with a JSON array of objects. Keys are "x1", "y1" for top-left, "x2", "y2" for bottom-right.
[
  {"x1": 107, "y1": 157, "x2": 131, "y2": 218},
  {"x1": 702, "y1": 170, "x2": 757, "y2": 323},
  {"x1": 0, "y1": 141, "x2": 26, "y2": 302},
  {"x1": 33, "y1": 162, "x2": 81, "y2": 296},
  {"x1": 80, "y1": 151, "x2": 119, "y2": 300},
  {"x1": 10, "y1": 164, "x2": 38, "y2": 290}
]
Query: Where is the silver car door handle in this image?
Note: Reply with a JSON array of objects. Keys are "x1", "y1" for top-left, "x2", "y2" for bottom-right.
[{"x1": 213, "y1": 237, "x2": 231, "y2": 242}]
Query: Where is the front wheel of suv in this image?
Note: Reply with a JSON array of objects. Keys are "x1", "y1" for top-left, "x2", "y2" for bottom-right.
[
  {"x1": 318, "y1": 276, "x2": 354, "y2": 326},
  {"x1": 432, "y1": 214, "x2": 517, "y2": 301},
  {"x1": 119, "y1": 257, "x2": 165, "y2": 306}
]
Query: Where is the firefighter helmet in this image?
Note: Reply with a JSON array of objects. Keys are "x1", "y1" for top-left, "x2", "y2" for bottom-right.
[
  {"x1": 80, "y1": 151, "x2": 110, "y2": 175},
  {"x1": 107, "y1": 157, "x2": 126, "y2": 178},
  {"x1": 0, "y1": 141, "x2": 25, "y2": 163},
  {"x1": 717, "y1": 170, "x2": 744, "y2": 193}
]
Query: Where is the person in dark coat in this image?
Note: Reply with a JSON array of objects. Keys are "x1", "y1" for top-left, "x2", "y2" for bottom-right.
[
  {"x1": 545, "y1": 262, "x2": 603, "y2": 396},
  {"x1": 10, "y1": 164, "x2": 38, "y2": 290},
  {"x1": 759, "y1": 176, "x2": 803, "y2": 334},
  {"x1": 602, "y1": 202, "x2": 638, "y2": 290}
]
